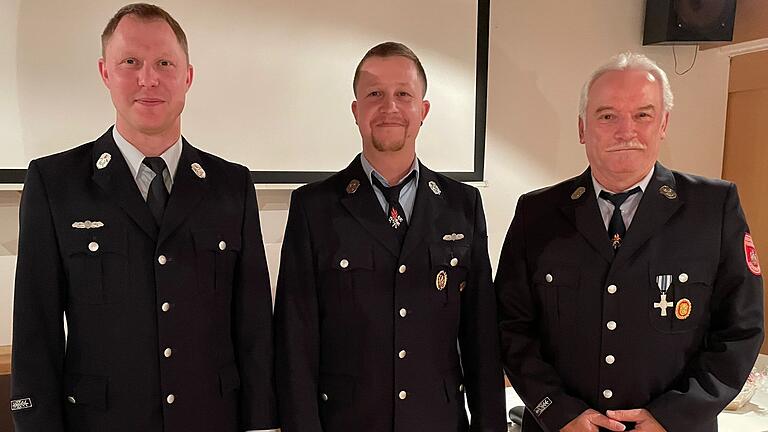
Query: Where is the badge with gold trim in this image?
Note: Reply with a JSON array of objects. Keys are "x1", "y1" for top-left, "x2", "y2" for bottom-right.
[
  {"x1": 571, "y1": 186, "x2": 586, "y2": 200},
  {"x1": 675, "y1": 298, "x2": 692, "y2": 320},
  {"x1": 436, "y1": 270, "x2": 448, "y2": 291},
  {"x1": 346, "y1": 179, "x2": 360, "y2": 194}
]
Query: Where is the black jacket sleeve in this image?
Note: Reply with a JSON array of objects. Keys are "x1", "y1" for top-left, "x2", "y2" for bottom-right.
[
  {"x1": 11, "y1": 160, "x2": 67, "y2": 431},
  {"x1": 274, "y1": 190, "x2": 323, "y2": 432}
]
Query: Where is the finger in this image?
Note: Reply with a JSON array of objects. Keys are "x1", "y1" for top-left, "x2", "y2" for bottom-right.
[
  {"x1": 589, "y1": 413, "x2": 627, "y2": 431},
  {"x1": 608, "y1": 408, "x2": 645, "y2": 421}
]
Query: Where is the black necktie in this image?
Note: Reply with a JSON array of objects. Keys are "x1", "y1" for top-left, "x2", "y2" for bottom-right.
[
  {"x1": 599, "y1": 186, "x2": 641, "y2": 250},
  {"x1": 371, "y1": 171, "x2": 416, "y2": 244},
  {"x1": 143, "y1": 157, "x2": 169, "y2": 225}
]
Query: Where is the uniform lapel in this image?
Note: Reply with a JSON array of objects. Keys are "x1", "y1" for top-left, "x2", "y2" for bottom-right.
[
  {"x1": 399, "y1": 163, "x2": 444, "y2": 262},
  {"x1": 616, "y1": 162, "x2": 683, "y2": 260},
  {"x1": 560, "y1": 168, "x2": 614, "y2": 263},
  {"x1": 158, "y1": 139, "x2": 209, "y2": 245},
  {"x1": 91, "y1": 128, "x2": 159, "y2": 241},
  {"x1": 340, "y1": 156, "x2": 401, "y2": 257}
]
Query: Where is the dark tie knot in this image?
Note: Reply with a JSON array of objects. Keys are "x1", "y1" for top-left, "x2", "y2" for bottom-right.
[
  {"x1": 371, "y1": 170, "x2": 417, "y2": 204},
  {"x1": 143, "y1": 157, "x2": 168, "y2": 176},
  {"x1": 599, "y1": 186, "x2": 641, "y2": 208}
]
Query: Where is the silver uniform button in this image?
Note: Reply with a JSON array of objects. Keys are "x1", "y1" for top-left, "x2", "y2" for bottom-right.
[
  {"x1": 399, "y1": 308, "x2": 407, "y2": 318},
  {"x1": 398, "y1": 350, "x2": 406, "y2": 359},
  {"x1": 606, "y1": 321, "x2": 617, "y2": 331},
  {"x1": 161, "y1": 302, "x2": 170, "y2": 312},
  {"x1": 398, "y1": 390, "x2": 407, "y2": 400},
  {"x1": 458, "y1": 384, "x2": 465, "y2": 392},
  {"x1": 607, "y1": 284, "x2": 617, "y2": 294},
  {"x1": 679, "y1": 273, "x2": 689, "y2": 283},
  {"x1": 218, "y1": 241, "x2": 227, "y2": 251},
  {"x1": 603, "y1": 389, "x2": 613, "y2": 399},
  {"x1": 545, "y1": 273, "x2": 553, "y2": 283},
  {"x1": 164, "y1": 348, "x2": 173, "y2": 358},
  {"x1": 321, "y1": 393, "x2": 329, "y2": 401},
  {"x1": 158, "y1": 255, "x2": 167, "y2": 265},
  {"x1": 340, "y1": 259, "x2": 349, "y2": 269},
  {"x1": 450, "y1": 257, "x2": 459, "y2": 267},
  {"x1": 399, "y1": 265, "x2": 407, "y2": 274},
  {"x1": 88, "y1": 241, "x2": 99, "y2": 252},
  {"x1": 166, "y1": 394, "x2": 175, "y2": 404},
  {"x1": 605, "y1": 355, "x2": 615, "y2": 364},
  {"x1": 67, "y1": 396, "x2": 76, "y2": 404}
]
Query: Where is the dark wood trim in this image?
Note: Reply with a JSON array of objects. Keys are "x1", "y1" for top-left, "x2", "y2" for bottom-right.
[{"x1": 0, "y1": 345, "x2": 10, "y2": 376}]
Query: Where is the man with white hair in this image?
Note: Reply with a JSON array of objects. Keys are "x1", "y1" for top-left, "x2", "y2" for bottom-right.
[{"x1": 496, "y1": 52, "x2": 764, "y2": 431}]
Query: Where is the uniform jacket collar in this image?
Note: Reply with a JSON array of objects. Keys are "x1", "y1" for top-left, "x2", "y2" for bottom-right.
[
  {"x1": 91, "y1": 127, "x2": 210, "y2": 244},
  {"x1": 339, "y1": 154, "x2": 446, "y2": 259},
  {"x1": 561, "y1": 162, "x2": 683, "y2": 263}
]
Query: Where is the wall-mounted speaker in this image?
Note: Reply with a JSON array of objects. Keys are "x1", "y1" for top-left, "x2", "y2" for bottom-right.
[{"x1": 643, "y1": 0, "x2": 737, "y2": 45}]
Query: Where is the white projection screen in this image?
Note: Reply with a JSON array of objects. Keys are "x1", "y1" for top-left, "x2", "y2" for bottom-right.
[{"x1": 0, "y1": 0, "x2": 489, "y2": 183}]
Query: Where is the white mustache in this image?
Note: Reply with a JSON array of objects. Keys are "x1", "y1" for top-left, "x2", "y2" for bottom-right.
[{"x1": 607, "y1": 139, "x2": 644, "y2": 151}]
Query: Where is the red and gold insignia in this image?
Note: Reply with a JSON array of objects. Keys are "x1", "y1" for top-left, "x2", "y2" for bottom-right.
[
  {"x1": 675, "y1": 298, "x2": 692, "y2": 320},
  {"x1": 744, "y1": 233, "x2": 761, "y2": 276},
  {"x1": 436, "y1": 270, "x2": 448, "y2": 291},
  {"x1": 389, "y1": 208, "x2": 403, "y2": 229},
  {"x1": 611, "y1": 234, "x2": 622, "y2": 250}
]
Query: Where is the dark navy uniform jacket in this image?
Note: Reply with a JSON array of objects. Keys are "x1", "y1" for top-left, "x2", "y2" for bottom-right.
[
  {"x1": 11, "y1": 128, "x2": 278, "y2": 432},
  {"x1": 496, "y1": 163, "x2": 764, "y2": 431},
  {"x1": 274, "y1": 156, "x2": 506, "y2": 432}
]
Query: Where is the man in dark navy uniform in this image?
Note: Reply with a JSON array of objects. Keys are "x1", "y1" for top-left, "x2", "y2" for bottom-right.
[
  {"x1": 274, "y1": 42, "x2": 506, "y2": 432},
  {"x1": 496, "y1": 53, "x2": 764, "y2": 432},
  {"x1": 11, "y1": 4, "x2": 277, "y2": 431}
]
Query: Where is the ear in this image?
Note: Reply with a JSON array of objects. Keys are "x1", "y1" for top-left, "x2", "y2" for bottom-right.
[
  {"x1": 420, "y1": 100, "x2": 431, "y2": 121},
  {"x1": 659, "y1": 111, "x2": 670, "y2": 139},
  {"x1": 98, "y1": 58, "x2": 110, "y2": 88},
  {"x1": 185, "y1": 63, "x2": 194, "y2": 91},
  {"x1": 351, "y1": 100, "x2": 359, "y2": 124},
  {"x1": 578, "y1": 116, "x2": 586, "y2": 144}
]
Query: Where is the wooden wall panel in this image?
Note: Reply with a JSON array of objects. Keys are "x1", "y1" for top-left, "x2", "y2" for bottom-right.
[{"x1": 723, "y1": 52, "x2": 768, "y2": 354}]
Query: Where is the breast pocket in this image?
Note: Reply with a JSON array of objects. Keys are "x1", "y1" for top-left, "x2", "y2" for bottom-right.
[
  {"x1": 648, "y1": 264, "x2": 713, "y2": 334},
  {"x1": 319, "y1": 245, "x2": 375, "y2": 309},
  {"x1": 532, "y1": 264, "x2": 580, "y2": 330},
  {"x1": 429, "y1": 243, "x2": 471, "y2": 306},
  {"x1": 192, "y1": 229, "x2": 242, "y2": 294},
  {"x1": 61, "y1": 227, "x2": 128, "y2": 305}
]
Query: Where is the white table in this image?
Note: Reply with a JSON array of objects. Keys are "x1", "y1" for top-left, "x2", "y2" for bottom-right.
[{"x1": 502, "y1": 354, "x2": 768, "y2": 431}]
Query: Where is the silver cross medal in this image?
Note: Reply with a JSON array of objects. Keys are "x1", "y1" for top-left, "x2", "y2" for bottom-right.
[{"x1": 654, "y1": 274, "x2": 674, "y2": 316}]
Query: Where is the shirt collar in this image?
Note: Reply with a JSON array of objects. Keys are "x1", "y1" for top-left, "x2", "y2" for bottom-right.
[
  {"x1": 360, "y1": 153, "x2": 420, "y2": 188},
  {"x1": 112, "y1": 126, "x2": 182, "y2": 181},
  {"x1": 592, "y1": 165, "x2": 655, "y2": 198}
]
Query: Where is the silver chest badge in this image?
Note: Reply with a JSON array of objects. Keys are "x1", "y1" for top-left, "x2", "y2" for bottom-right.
[
  {"x1": 96, "y1": 153, "x2": 111, "y2": 169},
  {"x1": 442, "y1": 233, "x2": 465, "y2": 241},
  {"x1": 72, "y1": 220, "x2": 104, "y2": 229},
  {"x1": 191, "y1": 163, "x2": 206, "y2": 178},
  {"x1": 429, "y1": 181, "x2": 441, "y2": 195}
]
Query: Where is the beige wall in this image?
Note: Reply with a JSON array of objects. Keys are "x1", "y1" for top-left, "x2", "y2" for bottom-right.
[{"x1": 0, "y1": 1, "x2": 732, "y2": 345}]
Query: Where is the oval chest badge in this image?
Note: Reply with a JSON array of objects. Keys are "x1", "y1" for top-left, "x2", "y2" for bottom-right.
[
  {"x1": 675, "y1": 298, "x2": 692, "y2": 320},
  {"x1": 435, "y1": 270, "x2": 448, "y2": 291}
]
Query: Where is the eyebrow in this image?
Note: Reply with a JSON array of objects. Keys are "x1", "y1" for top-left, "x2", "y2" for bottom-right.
[{"x1": 594, "y1": 104, "x2": 657, "y2": 114}]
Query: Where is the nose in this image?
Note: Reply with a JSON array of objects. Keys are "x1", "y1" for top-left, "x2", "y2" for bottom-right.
[
  {"x1": 380, "y1": 94, "x2": 398, "y2": 113},
  {"x1": 137, "y1": 63, "x2": 159, "y2": 88},
  {"x1": 614, "y1": 114, "x2": 637, "y2": 141}
]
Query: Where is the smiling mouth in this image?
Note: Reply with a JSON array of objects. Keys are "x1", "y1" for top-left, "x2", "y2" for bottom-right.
[{"x1": 135, "y1": 98, "x2": 164, "y2": 106}]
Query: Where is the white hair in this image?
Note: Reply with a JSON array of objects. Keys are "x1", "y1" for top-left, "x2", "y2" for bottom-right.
[{"x1": 578, "y1": 52, "x2": 674, "y2": 122}]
